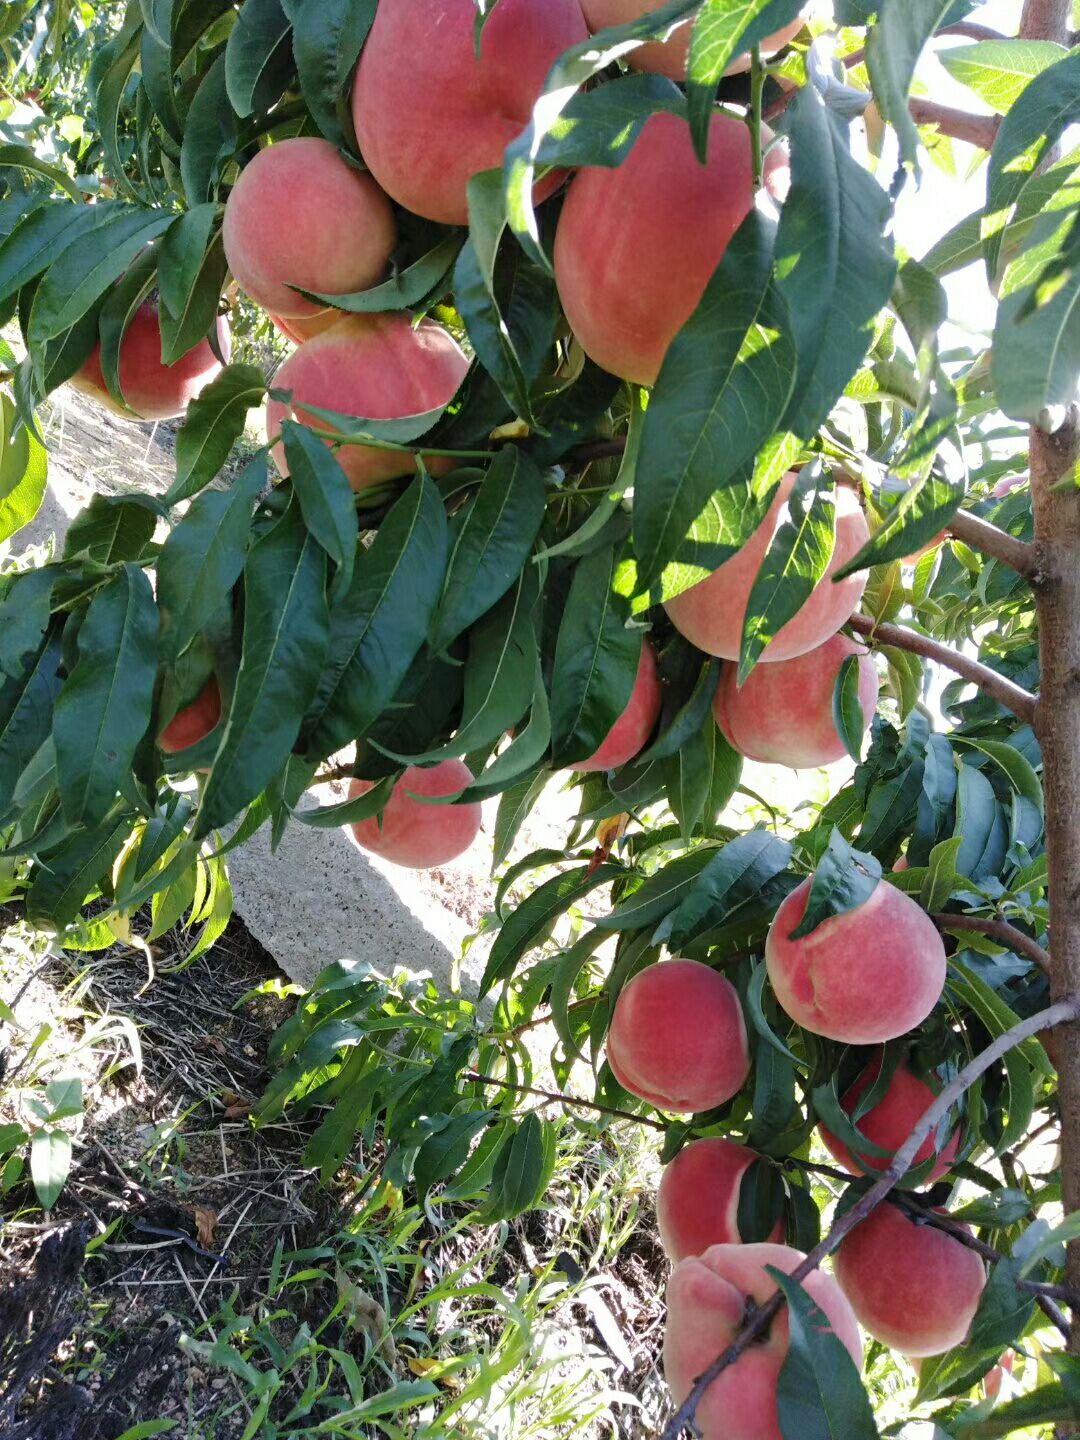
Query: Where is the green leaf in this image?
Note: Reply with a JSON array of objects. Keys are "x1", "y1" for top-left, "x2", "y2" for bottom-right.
[
  {"x1": 480, "y1": 864, "x2": 622, "y2": 995},
  {"x1": 920, "y1": 835, "x2": 964, "y2": 912},
  {"x1": 492, "y1": 768, "x2": 550, "y2": 871},
  {"x1": 596, "y1": 847, "x2": 719, "y2": 933},
  {"x1": 180, "y1": 54, "x2": 238, "y2": 205},
  {"x1": 169, "y1": 364, "x2": 267, "y2": 505},
  {"x1": 736, "y1": 1155, "x2": 787, "y2": 1243},
  {"x1": 461, "y1": 657, "x2": 550, "y2": 800},
  {"x1": 197, "y1": 504, "x2": 331, "y2": 834},
  {"x1": 0, "y1": 202, "x2": 123, "y2": 306},
  {"x1": 832, "y1": 655, "x2": 867, "y2": 764},
  {"x1": 955, "y1": 736, "x2": 1043, "y2": 817},
  {"x1": 775, "y1": 86, "x2": 897, "y2": 441},
  {"x1": 790, "y1": 828, "x2": 882, "y2": 940},
  {"x1": 157, "y1": 459, "x2": 265, "y2": 663},
  {"x1": 739, "y1": 467, "x2": 836, "y2": 682},
  {"x1": 0, "y1": 630, "x2": 63, "y2": 813},
  {"x1": 303, "y1": 475, "x2": 447, "y2": 758},
  {"x1": 429, "y1": 446, "x2": 546, "y2": 654},
  {"x1": 550, "y1": 544, "x2": 643, "y2": 769},
  {"x1": 414, "y1": 1110, "x2": 493, "y2": 1199},
  {"x1": 28, "y1": 207, "x2": 172, "y2": 347},
  {"x1": 985, "y1": 49, "x2": 1080, "y2": 282},
  {"x1": 90, "y1": 2, "x2": 144, "y2": 204},
  {"x1": 159, "y1": 231, "x2": 228, "y2": 367},
  {"x1": 953, "y1": 762, "x2": 1009, "y2": 881},
  {"x1": 483, "y1": 1113, "x2": 555, "y2": 1220},
  {"x1": 951, "y1": 1189, "x2": 1032, "y2": 1226},
  {"x1": 0, "y1": 394, "x2": 47, "y2": 544},
  {"x1": 634, "y1": 211, "x2": 795, "y2": 588},
  {"x1": 771, "y1": 1268, "x2": 879, "y2": 1440},
  {"x1": 835, "y1": 471, "x2": 965, "y2": 579},
  {"x1": 63, "y1": 495, "x2": 157, "y2": 567},
  {"x1": 97, "y1": 246, "x2": 159, "y2": 411},
  {"x1": 952, "y1": 1384, "x2": 1080, "y2": 1437},
  {"x1": 294, "y1": 775, "x2": 394, "y2": 828},
  {"x1": 54, "y1": 567, "x2": 159, "y2": 826},
  {"x1": 866, "y1": 0, "x2": 956, "y2": 172},
  {"x1": 949, "y1": 961, "x2": 1039, "y2": 1153},
  {"x1": 283, "y1": 0, "x2": 375, "y2": 150},
  {"x1": 26, "y1": 812, "x2": 135, "y2": 930},
  {"x1": 298, "y1": 234, "x2": 463, "y2": 313},
  {"x1": 30, "y1": 1129, "x2": 72, "y2": 1211},
  {"x1": 940, "y1": 38, "x2": 1068, "y2": 114},
  {"x1": 454, "y1": 171, "x2": 549, "y2": 426},
  {"x1": 0, "y1": 142, "x2": 82, "y2": 205},
  {"x1": 658, "y1": 829, "x2": 792, "y2": 949},
  {"x1": 282, "y1": 422, "x2": 359, "y2": 597},
  {"x1": 638, "y1": 660, "x2": 720, "y2": 766},
  {"x1": 993, "y1": 203, "x2": 1080, "y2": 423},
  {"x1": 500, "y1": 0, "x2": 700, "y2": 270},
  {"x1": 687, "y1": 0, "x2": 802, "y2": 160},
  {"x1": 226, "y1": 0, "x2": 294, "y2": 118}
]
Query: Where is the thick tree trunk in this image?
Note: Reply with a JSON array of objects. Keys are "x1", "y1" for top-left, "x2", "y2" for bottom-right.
[{"x1": 1020, "y1": 0, "x2": 1080, "y2": 1366}]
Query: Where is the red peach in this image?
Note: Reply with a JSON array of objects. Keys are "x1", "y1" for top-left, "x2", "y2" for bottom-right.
[
  {"x1": 158, "y1": 678, "x2": 223, "y2": 755},
  {"x1": 554, "y1": 111, "x2": 789, "y2": 386},
  {"x1": 658, "y1": 1138, "x2": 783, "y2": 1262},
  {"x1": 223, "y1": 138, "x2": 397, "y2": 320},
  {"x1": 664, "y1": 1242, "x2": 861, "y2": 1440},
  {"x1": 570, "y1": 642, "x2": 663, "y2": 772},
  {"x1": 266, "y1": 313, "x2": 470, "y2": 492},
  {"x1": 765, "y1": 877, "x2": 946, "y2": 1044},
  {"x1": 72, "y1": 302, "x2": 230, "y2": 422},
  {"x1": 714, "y1": 633, "x2": 878, "y2": 769},
  {"x1": 834, "y1": 1202, "x2": 985, "y2": 1357},
  {"x1": 606, "y1": 959, "x2": 749, "y2": 1113},
  {"x1": 818, "y1": 1054, "x2": 960, "y2": 1184},
  {"x1": 666, "y1": 474, "x2": 870, "y2": 665},
  {"x1": 580, "y1": 0, "x2": 803, "y2": 80},
  {"x1": 352, "y1": 0, "x2": 588, "y2": 227},
  {"x1": 983, "y1": 1352, "x2": 1014, "y2": 1399},
  {"x1": 348, "y1": 761, "x2": 482, "y2": 869}
]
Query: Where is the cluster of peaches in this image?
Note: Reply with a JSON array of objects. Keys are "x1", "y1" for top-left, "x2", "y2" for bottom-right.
[
  {"x1": 611, "y1": 931, "x2": 988, "y2": 1439},
  {"x1": 72, "y1": 0, "x2": 885, "y2": 872}
]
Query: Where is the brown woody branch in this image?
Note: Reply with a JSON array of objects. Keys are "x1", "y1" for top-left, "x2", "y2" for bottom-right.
[
  {"x1": 931, "y1": 913, "x2": 1051, "y2": 976},
  {"x1": 849, "y1": 613, "x2": 1039, "y2": 725},
  {"x1": 659, "y1": 997, "x2": 1080, "y2": 1440},
  {"x1": 906, "y1": 99, "x2": 1001, "y2": 151},
  {"x1": 947, "y1": 508, "x2": 1037, "y2": 579}
]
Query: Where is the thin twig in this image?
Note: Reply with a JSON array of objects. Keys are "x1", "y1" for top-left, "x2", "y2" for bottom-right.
[
  {"x1": 659, "y1": 997, "x2": 1080, "y2": 1440},
  {"x1": 462, "y1": 1070, "x2": 665, "y2": 1130},
  {"x1": 849, "y1": 613, "x2": 1039, "y2": 725},
  {"x1": 932, "y1": 913, "x2": 1051, "y2": 976}
]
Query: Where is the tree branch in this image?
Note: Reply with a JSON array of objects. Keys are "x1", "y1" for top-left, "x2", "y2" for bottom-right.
[
  {"x1": 932, "y1": 913, "x2": 1051, "y2": 976},
  {"x1": 462, "y1": 1070, "x2": 665, "y2": 1131},
  {"x1": 659, "y1": 997, "x2": 1080, "y2": 1440},
  {"x1": 849, "y1": 614, "x2": 1039, "y2": 725},
  {"x1": 907, "y1": 99, "x2": 1001, "y2": 150},
  {"x1": 947, "y1": 508, "x2": 1037, "y2": 579}
]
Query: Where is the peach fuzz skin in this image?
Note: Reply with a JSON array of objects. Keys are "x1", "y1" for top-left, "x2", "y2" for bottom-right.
[
  {"x1": 666, "y1": 474, "x2": 870, "y2": 664},
  {"x1": 223, "y1": 138, "x2": 397, "y2": 320},
  {"x1": 658, "y1": 1138, "x2": 783, "y2": 1263},
  {"x1": 570, "y1": 642, "x2": 663, "y2": 772},
  {"x1": 819, "y1": 1054, "x2": 960, "y2": 1184},
  {"x1": 266, "y1": 313, "x2": 470, "y2": 493},
  {"x1": 554, "y1": 111, "x2": 789, "y2": 387},
  {"x1": 347, "y1": 761, "x2": 482, "y2": 870},
  {"x1": 664, "y1": 1242, "x2": 861, "y2": 1440},
  {"x1": 835, "y1": 1202, "x2": 985, "y2": 1357},
  {"x1": 580, "y1": 0, "x2": 803, "y2": 80},
  {"x1": 158, "y1": 679, "x2": 223, "y2": 756},
  {"x1": 715, "y1": 633, "x2": 878, "y2": 769},
  {"x1": 606, "y1": 959, "x2": 749, "y2": 1113},
  {"x1": 352, "y1": 0, "x2": 587, "y2": 227},
  {"x1": 72, "y1": 303, "x2": 229, "y2": 423},
  {"x1": 765, "y1": 878, "x2": 947, "y2": 1044}
]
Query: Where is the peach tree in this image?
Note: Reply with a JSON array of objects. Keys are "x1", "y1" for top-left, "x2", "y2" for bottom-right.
[{"x1": 0, "y1": 0, "x2": 1078, "y2": 1434}]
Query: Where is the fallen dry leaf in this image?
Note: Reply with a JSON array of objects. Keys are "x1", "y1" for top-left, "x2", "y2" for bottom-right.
[
  {"x1": 336, "y1": 1264, "x2": 398, "y2": 1366},
  {"x1": 191, "y1": 1206, "x2": 218, "y2": 1249}
]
